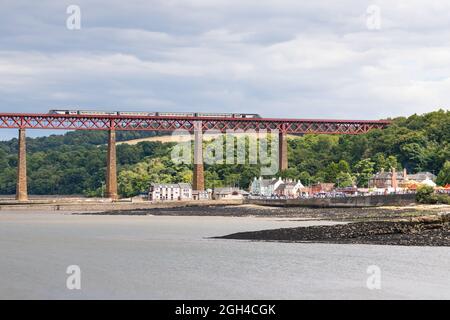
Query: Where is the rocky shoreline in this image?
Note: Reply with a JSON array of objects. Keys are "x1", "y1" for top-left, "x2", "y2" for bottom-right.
[
  {"x1": 215, "y1": 214, "x2": 450, "y2": 246},
  {"x1": 80, "y1": 204, "x2": 450, "y2": 246},
  {"x1": 81, "y1": 203, "x2": 449, "y2": 221}
]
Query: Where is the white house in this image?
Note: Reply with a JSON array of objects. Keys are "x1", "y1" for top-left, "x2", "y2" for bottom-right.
[
  {"x1": 273, "y1": 179, "x2": 304, "y2": 197},
  {"x1": 249, "y1": 177, "x2": 285, "y2": 197},
  {"x1": 192, "y1": 190, "x2": 210, "y2": 200},
  {"x1": 178, "y1": 183, "x2": 193, "y2": 200}
]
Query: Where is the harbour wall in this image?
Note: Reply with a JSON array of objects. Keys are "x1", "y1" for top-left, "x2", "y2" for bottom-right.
[{"x1": 245, "y1": 194, "x2": 417, "y2": 208}]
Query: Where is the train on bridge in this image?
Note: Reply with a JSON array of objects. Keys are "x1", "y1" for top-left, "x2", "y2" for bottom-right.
[
  {"x1": 49, "y1": 109, "x2": 262, "y2": 119},
  {"x1": 0, "y1": 110, "x2": 390, "y2": 202}
]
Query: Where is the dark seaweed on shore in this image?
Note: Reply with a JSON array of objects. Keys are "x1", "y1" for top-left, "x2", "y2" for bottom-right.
[
  {"x1": 78, "y1": 204, "x2": 450, "y2": 246},
  {"x1": 215, "y1": 219, "x2": 450, "y2": 247},
  {"x1": 79, "y1": 204, "x2": 444, "y2": 222}
]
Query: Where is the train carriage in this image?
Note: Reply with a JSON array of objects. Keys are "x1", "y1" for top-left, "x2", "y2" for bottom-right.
[
  {"x1": 157, "y1": 112, "x2": 195, "y2": 117},
  {"x1": 118, "y1": 111, "x2": 157, "y2": 116},
  {"x1": 49, "y1": 109, "x2": 261, "y2": 118}
]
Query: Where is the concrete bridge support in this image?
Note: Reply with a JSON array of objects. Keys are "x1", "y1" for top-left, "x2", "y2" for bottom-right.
[
  {"x1": 106, "y1": 129, "x2": 118, "y2": 200},
  {"x1": 279, "y1": 131, "x2": 288, "y2": 172},
  {"x1": 16, "y1": 128, "x2": 28, "y2": 201},
  {"x1": 192, "y1": 126, "x2": 204, "y2": 191}
]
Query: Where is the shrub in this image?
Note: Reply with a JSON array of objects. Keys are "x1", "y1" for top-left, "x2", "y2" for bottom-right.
[
  {"x1": 416, "y1": 185, "x2": 450, "y2": 204},
  {"x1": 416, "y1": 185, "x2": 435, "y2": 204},
  {"x1": 436, "y1": 194, "x2": 450, "y2": 205}
]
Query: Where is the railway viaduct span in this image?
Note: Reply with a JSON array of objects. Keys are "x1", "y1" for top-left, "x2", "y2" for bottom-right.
[{"x1": 0, "y1": 113, "x2": 390, "y2": 201}]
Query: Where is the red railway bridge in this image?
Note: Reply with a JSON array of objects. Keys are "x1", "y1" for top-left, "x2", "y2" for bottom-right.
[{"x1": 0, "y1": 113, "x2": 391, "y2": 201}]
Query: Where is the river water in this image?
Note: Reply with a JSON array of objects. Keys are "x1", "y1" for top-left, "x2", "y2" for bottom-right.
[{"x1": 0, "y1": 212, "x2": 448, "y2": 299}]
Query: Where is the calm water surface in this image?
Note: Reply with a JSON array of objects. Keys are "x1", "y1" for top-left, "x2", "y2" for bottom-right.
[{"x1": 0, "y1": 212, "x2": 448, "y2": 299}]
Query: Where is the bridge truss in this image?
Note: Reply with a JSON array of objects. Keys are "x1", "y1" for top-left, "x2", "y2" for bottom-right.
[{"x1": 0, "y1": 113, "x2": 390, "y2": 134}]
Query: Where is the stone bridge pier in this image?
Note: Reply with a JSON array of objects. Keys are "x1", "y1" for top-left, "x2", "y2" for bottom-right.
[
  {"x1": 16, "y1": 128, "x2": 28, "y2": 201},
  {"x1": 192, "y1": 124, "x2": 204, "y2": 191},
  {"x1": 13, "y1": 127, "x2": 288, "y2": 202},
  {"x1": 191, "y1": 129, "x2": 289, "y2": 192},
  {"x1": 14, "y1": 127, "x2": 120, "y2": 202},
  {"x1": 279, "y1": 131, "x2": 288, "y2": 172},
  {"x1": 106, "y1": 128, "x2": 118, "y2": 201}
]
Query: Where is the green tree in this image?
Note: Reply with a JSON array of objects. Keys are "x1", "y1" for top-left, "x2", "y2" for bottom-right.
[
  {"x1": 436, "y1": 161, "x2": 450, "y2": 186},
  {"x1": 373, "y1": 153, "x2": 386, "y2": 172},
  {"x1": 335, "y1": 172, "x2": 355, "y2": 188},
  {"x1": 280, "y1": 167, "x2": 299, "y2": 180},
  {"x1": 354, "y1": 158, "x2": 375, "y2": 187},
  {"x1": 385, "y1": 155, "x2": 399, "y2": 171},
  {"x1": 337, "y1": 160, "x2": 351, "y2": 173},
  {"x1": 323, "y1": 162, "x2": 339, "y2": 182},
  {"x1": 298, "y1": 171, "x2": 312, "y2": 186},
  {"x1": 205, "y1": 170, "x2": 222, "y2": 189}
]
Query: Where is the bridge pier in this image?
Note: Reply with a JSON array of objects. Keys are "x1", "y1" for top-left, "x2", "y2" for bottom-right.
[
  {"x1": 106, "y1": 129, "x2": 118, "y2": 201},
  {"x1": 278, "y1": 131, "x2": 288, "y2": 172},
  {"x1": 192, "y1": 125, "x2": 204, "y2": 191},
  {"x1": 16, "y1": 128, "x2": 28, "y2": 201}
]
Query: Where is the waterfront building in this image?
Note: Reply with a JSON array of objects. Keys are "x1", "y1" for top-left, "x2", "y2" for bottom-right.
[
  {"x1": 192, "y1": 190, "x2": 210, "y2": 200},
  {"x1": 250, "y1": 177, "x2": 305, "y2": 197},
  {"x1": 178, "y1": 183, "x2": 193, "y2": 200},
  {"x1": 148, "y1": 183, "x2": 192, "y2": 201},
  {"x1": 369, "y1": 168, "x2": 437, "y2": 189},
  {"x1": 310, "y1": 183, "x2": 335, "y2": 194},
  {"x1": 213, "y1": 187, "x2": 248, "y2": 200},
  {"x1": 406, "y1": 172, "x2": 437, "y2": 184},
  {"x1": 369, "y1": 168, "x2": 406, "y2": 189},
  {"x1": 274, "y1": 180, "x2": 304, "y2": 197},
  {"x1": 249, "y1": 177, "x2": 284, "y2": 197}
]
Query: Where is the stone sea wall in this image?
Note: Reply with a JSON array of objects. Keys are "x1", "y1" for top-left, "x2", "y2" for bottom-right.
[{"x1": 246, "y1": 194, "x2": 416, "y2": 208}]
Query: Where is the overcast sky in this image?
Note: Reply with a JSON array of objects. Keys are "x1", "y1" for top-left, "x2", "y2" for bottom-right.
[{"x1": 1, "y1": 1, "x2": 449, "y2": 139}]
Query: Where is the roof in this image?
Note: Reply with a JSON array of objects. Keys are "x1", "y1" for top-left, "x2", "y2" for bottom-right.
[
  {"x1": 214, "y1": 187, "x2": 233, "y2": 195},
  {"x1": 150, "y1": 183, "x2": 179, "y2": 188},
  {"x1": 150, "y1": 183, "x2": 191, "y2": 189},
  {"x1": 407, "y1": 172, "x2": 436, "y2": 182},
  {"x1": 192, "y1": 190, "x2": 209, "y2": 194},
  {"x1": 313, "y1": 183, "x2": 335, "y2": 187},
  {"x1": 285, "y1": 181, "x2": 304, "y2": 188},
  {"x1": 257, "y1": 179, "x2": 275, "y2": 188},
  {"x1": 215, "y1": 187, "x2": 248, "y2": 195},
  {"x1": 371, "y1": 172, "x2": 404, "y2": 180},
  {"x1": 284, "y1": 182, "x2": 296, "y2": 187},
  {"x1": 269, "y1": 179, "x2": 281, "y2": 186}
]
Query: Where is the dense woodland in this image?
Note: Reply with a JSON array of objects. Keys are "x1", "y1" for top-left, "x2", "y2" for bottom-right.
[{"x1": 0, "y1": 110, "x2": 449, "y2": 197}]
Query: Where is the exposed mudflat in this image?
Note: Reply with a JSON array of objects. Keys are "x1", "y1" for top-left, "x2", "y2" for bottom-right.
[
  {"x1": 215, "y1": 215, "x2": 450, "y2": 246},
  {"x1": 82, "y1": 203, "x2": 449, "y2": 222},
  {"x1": 80, "y1": 204, "x2": 450, "y2": 246}
]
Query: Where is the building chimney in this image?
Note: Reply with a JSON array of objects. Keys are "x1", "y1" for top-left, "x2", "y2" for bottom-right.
[
  {"x1": 391, "y1": 167, "x2": 398, "y2": 190},
  {"x1": 403, "y1": 168, "x2": 407, "y2": 179}
]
